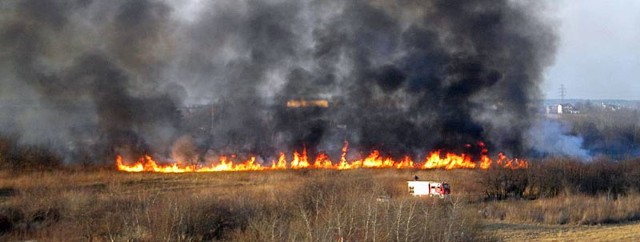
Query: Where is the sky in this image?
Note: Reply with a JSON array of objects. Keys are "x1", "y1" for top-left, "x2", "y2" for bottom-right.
[{"x1": 543, "y1": 0, "x2": 640, "y2": 100}]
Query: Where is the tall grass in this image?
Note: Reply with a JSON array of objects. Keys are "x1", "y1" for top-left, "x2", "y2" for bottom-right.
[
  {"x1": 0, "y1": 170, "x2": 483, "y2": 241},
  {"x1": 480, "y1": 193, "x2": 640, "y2": 225}
]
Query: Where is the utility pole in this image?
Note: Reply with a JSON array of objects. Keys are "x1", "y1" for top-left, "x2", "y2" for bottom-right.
[{"x1": 559, "y1": 84, "x2": 566, "y2": 103}]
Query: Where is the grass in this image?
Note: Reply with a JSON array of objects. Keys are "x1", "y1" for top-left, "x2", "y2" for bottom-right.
[
  {"x1": 0, "y1": 168, "x2": 639, "y2": 241},
  {"x1": 0, "y1": 169, "x2": 484, "y2": 241},
  {"x1": 483, "y1": 221, "x2": 640, "y2": 241},
  {"x1": 479, "y1": 194, "x2": 640, "y2": 225}
]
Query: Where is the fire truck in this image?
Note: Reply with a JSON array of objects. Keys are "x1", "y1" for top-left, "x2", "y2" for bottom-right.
[{"x1": 407, "y1": 180, "x2": 451, "y2": 198}]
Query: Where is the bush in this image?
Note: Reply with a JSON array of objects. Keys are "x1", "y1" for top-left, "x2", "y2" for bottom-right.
[
  {"x1": 480, "y1": 168, "x2": 529, "y2": 200},
  {"x1": 500, "y1": 157, "x2": 639, "y2": 199},
  {"x1": 527, "y1": 158, "x2": 584, "y2": 197},
  {"x1": 621, "y1": 158, "x2": 640, "y2": 192},
  {"x1": 0, "y1": 135, "x2": 62, "y2": 172}
]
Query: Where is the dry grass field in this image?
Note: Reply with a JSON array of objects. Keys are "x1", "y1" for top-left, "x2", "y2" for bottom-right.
[
  {"x1": 483, "y1": 221, "x2": 640, "y2": 241},
  {"x1": 0, "y1": 169, "x2": 483, "y2": 241},
  {"x1": 0, "y1": 168, "x2": 638, "y2": 241}
]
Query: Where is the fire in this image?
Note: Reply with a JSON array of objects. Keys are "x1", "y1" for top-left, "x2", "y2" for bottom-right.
[
  {"x1": 286, "y1": 99, "x2": 329, "y2": 108},
  {"x1": 116, "y1": 141, "x2": 528, "y2": 173}
]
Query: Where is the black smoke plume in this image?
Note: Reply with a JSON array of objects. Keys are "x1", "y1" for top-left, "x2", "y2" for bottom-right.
[{"x1": 0, "y1": 0, "x2": 556, "y2": 163}]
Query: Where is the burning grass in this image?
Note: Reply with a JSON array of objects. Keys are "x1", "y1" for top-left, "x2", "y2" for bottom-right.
[{"x1": 116, "y1": 141, "x2": 528, "y2": 173}]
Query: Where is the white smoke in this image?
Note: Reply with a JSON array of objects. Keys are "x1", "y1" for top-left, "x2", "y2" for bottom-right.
[{"x1": 527, "y1": 119, "x2": 591, "y2": 159}]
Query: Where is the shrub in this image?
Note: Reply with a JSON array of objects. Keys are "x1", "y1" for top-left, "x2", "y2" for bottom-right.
[{"x1": 0, "y1": 135, "x2": 62, "y2": 172}]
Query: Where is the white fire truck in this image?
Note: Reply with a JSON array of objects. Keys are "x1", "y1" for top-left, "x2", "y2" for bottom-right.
[{"x1": 407, "y1": 180, "x2": 450, "y2": 198}]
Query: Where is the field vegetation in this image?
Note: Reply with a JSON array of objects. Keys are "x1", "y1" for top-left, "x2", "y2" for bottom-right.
[
  {"x1": 0, "y1": 169, "x2": 485, "y2": 241},
  {"x1": 1, "y1": 108, "x2": 640, "y2": 240},
  {"x1": 0, "y1": 157, "x2": 638, "y2": 241}
]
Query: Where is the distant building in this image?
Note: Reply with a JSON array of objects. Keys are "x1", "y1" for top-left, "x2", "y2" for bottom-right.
[
  {"x1": 557, "y1": 104, "x2": 563, "y2": 114},
  {"x1": 545, "y1": 103, "x2": 579, "y2": 115},
  {"x1": 600, "y1": 102, "x2": 622, "y2": 111}
]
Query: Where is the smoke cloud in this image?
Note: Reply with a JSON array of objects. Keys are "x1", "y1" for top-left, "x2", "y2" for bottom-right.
[
  {"x1": 526, "y1": 119, "x2": 591, "y2": 159},
  {"x1": 0, "y1": 0, "x2": 557, "y2": 163}
]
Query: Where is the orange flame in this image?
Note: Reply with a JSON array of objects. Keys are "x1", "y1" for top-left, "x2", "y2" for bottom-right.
[
  {"x1": 116, "y1": 141, "x2": 528, "y2": 173},
  {"x1": 286, "y1": 99, "x2": 329, "y2": 108}
]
